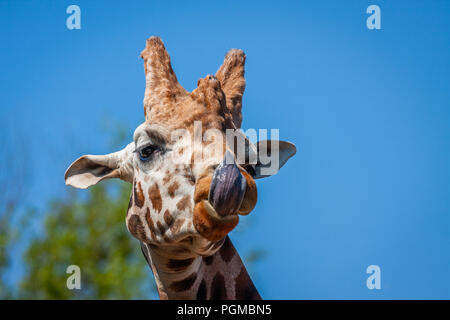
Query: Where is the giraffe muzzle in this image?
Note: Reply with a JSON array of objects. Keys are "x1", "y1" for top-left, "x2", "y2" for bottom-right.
[{"x1": 208, "y1": 151, "x2": 247, "y2": 217}]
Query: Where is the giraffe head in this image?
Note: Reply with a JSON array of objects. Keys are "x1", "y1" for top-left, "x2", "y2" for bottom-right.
[{"x1": 64, "y1": 37, "x2": 296, "y2": 258}]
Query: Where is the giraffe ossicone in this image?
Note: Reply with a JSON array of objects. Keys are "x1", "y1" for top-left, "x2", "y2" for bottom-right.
[{"x1": 64, "y1": 36, "x2": 296, "y2": 300}]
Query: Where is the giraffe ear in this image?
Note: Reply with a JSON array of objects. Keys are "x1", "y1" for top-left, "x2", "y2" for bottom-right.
[
  {"x1": 253, "y1": 140, "x2": 296, "y2": 179},
  {"x1": 64, "y1": 144, "x2": 134, "y2": 189}
]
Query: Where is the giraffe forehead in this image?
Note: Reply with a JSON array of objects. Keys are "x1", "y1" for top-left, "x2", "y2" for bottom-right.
[
  {"x1": 133, "y1": 121, "x2": 227, "y2": 148},
  {"x1": 145, "y1": 79, "x2": 233, "y2": 131},
  {"x1": 133, "y1": 122, "x2": 169, "y2": 146}
]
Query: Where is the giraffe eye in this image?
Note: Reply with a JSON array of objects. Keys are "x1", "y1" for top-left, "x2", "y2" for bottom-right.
[{"x1": 139, "y1": 145, "x2": 157, "y2": 161}]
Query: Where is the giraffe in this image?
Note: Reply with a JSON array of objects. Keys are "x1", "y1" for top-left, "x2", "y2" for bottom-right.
[{"x1": 64, "y1": 36, "x2": 296, "y2": 300}]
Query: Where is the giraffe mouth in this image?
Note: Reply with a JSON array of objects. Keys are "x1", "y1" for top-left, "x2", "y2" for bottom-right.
[{"x1": 208, "y1": 151, "x2": 247, "y2": 217}]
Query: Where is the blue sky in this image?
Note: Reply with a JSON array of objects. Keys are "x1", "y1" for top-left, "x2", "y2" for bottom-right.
[{"x1": 1, "y1": 0, "x2": 450, "y2": 299}]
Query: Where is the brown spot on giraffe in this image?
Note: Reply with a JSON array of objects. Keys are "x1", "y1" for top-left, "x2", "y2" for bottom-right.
[
  {"x1": 156, "y1": 221, "x2": 165, "y2": 235},
  {"x1": 203, "y1": 138, "x2": 214, "y2": 147},
  {"x1": 196, "y1": 279, "x2": 207, "y2": 300},
  {"x1": 167, "y1": 181, "x2": 180, "y2": 198},
  {"x1": 163, "y1": 209, "x2": 174, "y2": 227},
  {"x1": 219, "y1": 236, "x2": 235, "y2": 263},
  {"x1": 170, "y1": 217, "x2": 185, "y2": 234},
  {"x1": 190, "y1": 153, "x2": 195, "y2": 169},
  {"x1": 169, "y1": 272, "x2": 197, "y2": 292},
  {"x1": 162, "y1": 171, "x2": 173, "y2": 184},
  {"x1": 234, "y1": 267, "x2": 261, "y2": 300},
  {"x1": 134, "y1": 182, "x2": 145, "y2": 208},
  {"x1": 166, "y1": 257, "x2": 195, "y2": 272},
  {"x1": 127, "y1": 215, "x2": 147, "y2": 241},
  {"x1": 210, "y1": 272, "x2": 227, "y2": 300},
  {"x1": 177, "y1": 195, "x2": 192, "y2": 212},
  {"x1": 203, "y1": 255, "x2": 214, "y2": 266},
  {"x1": 148, "y1": 183, "x2": 163, "y2": 213},
  {"x1": 145, "y1": 208, "x2": 157, "y2": 241}
]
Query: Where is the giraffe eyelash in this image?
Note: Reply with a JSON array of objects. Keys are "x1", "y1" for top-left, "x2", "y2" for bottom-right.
[
  {"x1": 134, "y1": 143, "x2": 158, "y2": 161},
  {"x1": 134, "y1": 143, "x2": 170, "y2": 163},
  {"x1": 133, "y1": 143, "x2": 156, "y2": 154}
]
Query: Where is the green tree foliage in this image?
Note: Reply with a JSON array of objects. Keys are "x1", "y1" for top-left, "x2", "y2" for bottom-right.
[
  {"x1": 0, "y1": 209, "x2": 15, "y2": 299},
  {"x1": 18, "y1": 182, "x2": 155, "y2": 299}
]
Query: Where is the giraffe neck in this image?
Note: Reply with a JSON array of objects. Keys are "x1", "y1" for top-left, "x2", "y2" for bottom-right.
[{"x1": 141, "y1": 236, "x2": 261, "y2": 300}]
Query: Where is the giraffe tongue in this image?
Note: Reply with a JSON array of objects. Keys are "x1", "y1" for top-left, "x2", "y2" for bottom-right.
[{"x1": 208, "y1": 151, "x2": 247, "y2": 217}]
